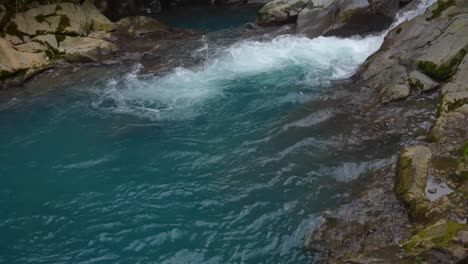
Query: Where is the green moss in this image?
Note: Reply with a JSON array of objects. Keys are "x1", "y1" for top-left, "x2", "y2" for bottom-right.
[
  {"x1": 32, "y1": 39, "x2": 62, "y2": 60},
  {"x1": 427, "y1": 0, "x2": 455, "y2": 21},
  {"x1": 396, "y1": 27, "x2": 402, "y2": 34},
  {"x1": 55, "y1": 34, "x2": 66, "y2": 45},
  {"x1": 55, "y1": 5, "x2": 62, "y2": 11},
  {"x1": 417, "y1": 49, "x2": 467, "y2": 82},
  {"x1": 434, "y1": 222, "x2": 465, "y2": 248},
  {"x1": 5, "y1": 21, "x2": 29, "y2": 41},
  {"x1": 447, "y1": 98, "x2": 468, "y2": 112},
  {"x1": 404, "y1": 221, "x2": 467, "y2": 254},
  {"x1": 57, "y1": 15, "x2": 70, "y2": 33},
  {"x1": 34, "y1": 13, "x2": 55, "y2": 23},
  {"x1": 461, "y1": 142, "x2": 468, "y2": 158},
  {"x1": 408, "y1": 78, "x2": 424, "y2": 90}
]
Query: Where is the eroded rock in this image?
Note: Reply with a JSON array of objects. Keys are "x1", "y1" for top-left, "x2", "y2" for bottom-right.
[
  {"x1": 58, "y1": 36, "x2": 118, "y2": 61},
  {"x1": 394, "y1": 145, "x2": 431, "y2": 220},
  {"x1": 256, "y1": 0, "x2": 310, "y2": 26},
  {"x1": 296, "y1": 0, "x2": 399, "y2": 38}
]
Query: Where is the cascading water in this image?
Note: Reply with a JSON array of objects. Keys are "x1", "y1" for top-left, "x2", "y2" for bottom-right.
[{"x1": 0, "y1": 1, "x2": 435, "y2": 263}]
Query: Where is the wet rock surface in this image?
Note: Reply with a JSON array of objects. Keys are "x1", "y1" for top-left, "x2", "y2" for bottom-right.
[{"x1": 305, "y1": 0, "x2": 468, "y2": 262}]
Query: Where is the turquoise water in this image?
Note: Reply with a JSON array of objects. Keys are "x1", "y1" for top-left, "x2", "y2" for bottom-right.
[
  {"x1": 155, "y1": 5, "x2": 261, "y2": 31},
  {"x1": 0, "y1": 3, "x2": 434, "y2": 263}
]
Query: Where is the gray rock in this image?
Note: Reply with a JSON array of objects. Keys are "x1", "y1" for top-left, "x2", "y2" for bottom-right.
[
  {"x1": 394, "y1": 145, "x2": 431, "y2": 220},
  {"x1": 408, "y1": 71, "x2": 437, "y2": 91},
  {"x1": 296, "y1": 0, "x2": 397, "y2": 38},
  {"x1": 380, "y1": 83, "x2": 410, "y2": 103},
  {"x1": 356, "y1": 0, "x2": 468, "y2": 103},
  {"x1": 256, "y1": 0, "x2": 310, "y2": 26},
  {"x1": 296, "y1": 4, "x2": 337, "y2": 38},
  {"x1": 369, "y1": 0, "x2": 399, "y2": 20}
]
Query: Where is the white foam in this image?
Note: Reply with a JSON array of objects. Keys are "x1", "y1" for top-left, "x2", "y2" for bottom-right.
[{"x1": 91, "y1": 0, "x2": 435, "y2": 120}]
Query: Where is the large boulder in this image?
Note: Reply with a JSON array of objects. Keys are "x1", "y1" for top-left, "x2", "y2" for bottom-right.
[
  {"x1": 82, "y1": 0, "x2": 115, "y2": 32},
  {"x1": 296, "y1": 0, "x2": 399, "y2": 38},
  {"x1": 394, "y1": 145, "x2": 431, "y2": 220},
  {"x1": 355, "y1": 0, "x2": 468, "y2": 104},
  {"x1": 256, "y1": 0, "x2": 310, "y2": 26},
  {"x1": 296, "y1": 0, "x2": 337, "y2": 37},
  {"x1": 4, "y1": 3, "x2": 90, "y2": 43}
]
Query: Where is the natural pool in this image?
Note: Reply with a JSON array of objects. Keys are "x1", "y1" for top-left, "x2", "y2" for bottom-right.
[{"x1": 0, "y1": 2, "x2": 434, "y2": 263}]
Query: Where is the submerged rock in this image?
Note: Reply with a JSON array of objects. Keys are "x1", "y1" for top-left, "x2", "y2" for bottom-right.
[
  {"x1": 408, "y1": 71, "x2": 437, "y2": 92},
  {"x1": 82, "y1": 0, "x2": 115, "y2": 32}
]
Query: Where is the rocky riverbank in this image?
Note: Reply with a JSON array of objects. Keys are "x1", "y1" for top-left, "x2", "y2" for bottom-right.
[{"x1": 296, "y1": 0, "x2": 468, "y2": 262}]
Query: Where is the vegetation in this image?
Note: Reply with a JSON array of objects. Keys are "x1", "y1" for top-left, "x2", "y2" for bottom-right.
[
  {"x1": 417, "y1": 49, "x2": 467, "y2": 82},
  {"x1": 408, "y1": 78, "x2": 424, "y2": 90},
  {"x1": 403, "y1": 221, "x2": 466, "y2": 253},
  {"x1": 427, "y1": 0, "x2": 455, "y2": 21}
]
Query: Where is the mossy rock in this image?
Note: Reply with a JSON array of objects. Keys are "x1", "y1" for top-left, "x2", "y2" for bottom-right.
[
  {"x1": 3, "y1": 3, "x2": 90, "y2": 39},
  {"x1": 417, "y1": 49, "x2": 467, "y2": 82},
  {"x1": 257, "y1": 0, "x2": 309, "y2": 25},
  {"x1": 403, "y1": 220, "x2": 467, "y2": 256},
  {"x1": 379, "y1": 83, "x2": 410, "y2": 103},
  {"x1": 426, "y1": 0, "x2": 455, "y2": 21},
  {"x1": 0, "y1": 37, "x2": 49, "y2": 80},
  {"x1": 394, "y1": 146, "x2": 432, "y2": 220},
  {"x1": 438, "y1": 91, "x2": 468, "y2": 114}
]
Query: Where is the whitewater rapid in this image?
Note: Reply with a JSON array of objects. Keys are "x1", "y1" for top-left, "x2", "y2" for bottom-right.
[{"x1": 91, "y1": 0, "x2": 435, "y2": 121}]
